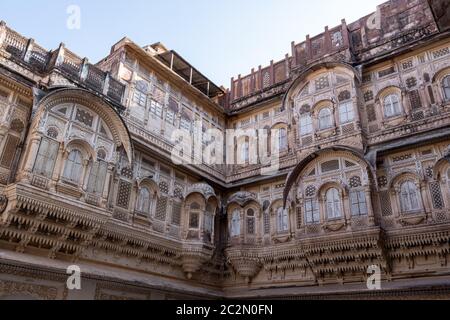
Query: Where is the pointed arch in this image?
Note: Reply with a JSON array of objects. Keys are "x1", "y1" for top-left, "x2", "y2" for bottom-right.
[
  {"x1": 30, "y1": 88, "x2": 134, "y2": 163},
  {"x1": 283, "y1": 146, "x2": 376, "y2": 208}
]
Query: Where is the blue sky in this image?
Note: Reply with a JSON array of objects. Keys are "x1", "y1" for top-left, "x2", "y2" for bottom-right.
[{"x1": 2, "y1": 0, "x2": 384, "y2": 87}]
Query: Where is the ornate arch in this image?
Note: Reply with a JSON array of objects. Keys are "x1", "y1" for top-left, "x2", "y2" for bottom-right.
[
  {"x1": 283, "y1": 146, "x2": 376, "y2": 208},
  {"x1": 374, "y1": 85, "x2": 402, "y2": 103},
  {"x1": 31, "y1": 88, "x2": 134, "y2": 163},
  {"x1": 431, "y1": 66, "x2": 450, "y2": 83},
  {"x1": 65, "y1": 138, "x2": 96, "y2": 161},
  {"x1": 137, "y1": 177, "x2": 160, "y2": 198},
  {"x1": 282, "y1": 61, "x2": 361, "y2": 111},
  {"x1": 317, "y1": 180, "x2": 349, "y2": 198},
  {"x1": 433, "y1": 156, "x2": 450, "y2": 180},
  {"x1": 388, "y1": 171, "x2": 423, "y2": 190},
  {"x1": 226, "y1": 191, "x2": 261, "y2": 209},
  {"x1": 184, "y1": 182, "x2": 218, "y2": 204}
]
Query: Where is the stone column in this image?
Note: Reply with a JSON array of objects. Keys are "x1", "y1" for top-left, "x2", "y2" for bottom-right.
[
  {"x1": 352, "y1": 97, "x2": 361, "y2": 129},
  {"x1": 239, "y1": 208, "x2": 244, "y2": 244},
  {"x1": 342, "y1": 191, "x2": 351, "y2": 230},
  {"x1": 332, "y1": 103, "x2": 339, "y2": 130},
  {"x1": 102, "y1": 164, "x2": 114, "y2": 201},
  {"x1": 51, "y1": 144, "x2": 66, "y2": 183},
  {"x1": 23, "y1": 136, "x2": 41, "y2": 174},
  {"x1": 0, "y1": 21, "x2": 7, "y2": 47},
  {"x1": 365, "y1": 187, "x2": 375, "y2": 225},
  {"x1": 81, "y1": 159, "x2": 90, "y2": 190},
  {"x1": 419, "y1": 181, "x2": 432, "y2": 221},
  {"x1": 391, "y1": 188, "x2": 401, "y2": 218}
]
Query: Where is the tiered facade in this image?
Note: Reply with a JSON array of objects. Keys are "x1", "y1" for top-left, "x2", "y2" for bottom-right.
[{"x1": 0, "y1": 0, "x2": 450, "y2": 300}]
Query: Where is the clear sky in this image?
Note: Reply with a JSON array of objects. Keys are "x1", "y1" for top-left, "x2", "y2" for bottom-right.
[{"x1": 1, "y1": 0, "x2": 384, "y2": 87}]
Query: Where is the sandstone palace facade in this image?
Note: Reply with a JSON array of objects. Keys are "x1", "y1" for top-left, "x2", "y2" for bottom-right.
[{"x1": 0, "y1": 0, "x2": 450, "y2": 300}]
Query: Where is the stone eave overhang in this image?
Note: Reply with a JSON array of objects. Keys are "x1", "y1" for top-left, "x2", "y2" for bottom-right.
[
  {"x1": 0, "y1": 254, "x2": 223, "y2": 298},
  {"x1": 0, "y1": 64, "x2": 36, "y2": 96},
  {"x1": 228, "y1": 79, "x2": 290, "y2": 116},
  {"x1": 366, "y1": 125, "x2": 450, "y2": 168},
  {"x1": 357, "y1": 28, "x2": 450, "y2": 70},
  {"x1": 6, "y1": 182, "x2": 111, "y2": 226}
]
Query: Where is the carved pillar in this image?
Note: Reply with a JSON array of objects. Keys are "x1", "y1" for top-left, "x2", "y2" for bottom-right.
[
  {"x1": 54, "y1": 43, "x2": 66, "y2": 67},
  {"x1": 0, "y1": 21, "x2": 7, "y2": 46},
  {"x1": 149, "y1": 192, "x2": 157, "y2": 219},
  {"x1": 103, "y1": 72, "x2": 110, "y2": 96},
  {"x1": 239, "y1": 208, "x2": 244, "y2": 244},
  {"x1": 419, "y1": 181, "x2": 432, "y2": 221},
  {"x1": 81, "y1": 158, "x2": 90, "y2": 190},
  {"x1": 319, "y1": 196, "x2": 326, "y2": 223},
  {"x1": 391, "y1": 187, "x2": 401, "y2": 217},
  {"x1": 23, "y1": 38, "x2": 35, "y2": 63},
  {"x1": 51, "y1": 144, "x2": 65, "y2": 183},
  {"x1": 23, "y1": 137, "x2": 40, "y2": 174},
  {"x1": 129, "y1": 183, "x2": 139, "y2": 216},
  {"x1": 160, "y1": 88, "x2": 169, "y2": 135},
  {"x1": 342, "y1": 191, "x2": 351, "y2": 226},
  {"x1": 102, "y1": 164, "x2": 114, "y2": 201},
  {"x1": 365, "y1": 187, "x2": 375, "y2": 225},
  {"x1": 332, "y1": 103, "x2": 339, "y2": 131},
  {"x1": 353, "y1": 97, "x2": 361, "y2": 129}
]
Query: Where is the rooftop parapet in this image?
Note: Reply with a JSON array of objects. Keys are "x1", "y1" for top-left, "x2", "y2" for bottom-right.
[{"x1": 0, "y1": 21, "x2": 126, "y2": 107}]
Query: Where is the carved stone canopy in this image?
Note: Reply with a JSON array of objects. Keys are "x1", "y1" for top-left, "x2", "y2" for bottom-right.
[
  {"x1": 226, "y1": 191, "x2": 260, "y2": 208},
  {"x1": 185, "y1": 183, "x2": 217, "y2": 202}
]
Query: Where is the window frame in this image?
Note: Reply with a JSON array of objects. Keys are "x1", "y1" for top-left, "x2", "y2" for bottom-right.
[
  {"x1": 318, "y1": 107, "x2": 333, "y2": 130},
  {"x1": 149, "y1": 99, "x2": 163, "y2": 118},
  {"x1": 86, "y1": 159, "x2": 108, "y2": 195},
  {"x1": 399, "y1": 181, "x2": 422, "y2": 213},
  {"x1": 304, "y1": 198, "x2": 320, "y2": 224},
  {"x1": 442, "y1": 75, "x2": 450, "y2": 101},
  {"x1": 350, "y1": 190, "x2": 368, "y2": 216},
  {"x1": 383, "y1": 94, "x2": 402, "y2": 118},
  {"x1": 135, "y1": 187, "x2": 152, "y2": 216},
  {"x1": 62, "y1": 149, "x2": 84, "y2": 185},
  {"x1": 33, "y1": 137, "x2": 60, "y2": 178},
  {"x1": 299, "y1": 114, "x2": 313, "y2": 136},
  {"x1": 276, "y1": 207, "x2": 289, "y2": 233},
  {"x1": 325, "y1": 188, "x2": 342, "y2": 220},
  {"x1": 230, "y1": 209, "x2": 241, "y2": 237},
  {"x1": 338, "y1": 101, "x2": 355, "y2": 124}
]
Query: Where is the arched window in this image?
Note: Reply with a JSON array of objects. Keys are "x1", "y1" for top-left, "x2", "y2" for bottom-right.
[
  {"x1": 276, "y1": 207, "x2": 289, "y2": 232},
  {"x1": 299, "y1": 115, "x2": 313, "y2": 135},
  {"x1": 400, "y1": 181, "x2": 421, "y2": 213},
  {"x1": 326, "y1": 188, "x2": 342, "y2": 219},
  {"x1": 279, "y1": 128, "x2": 288, "y2": 151},
  {"x1": 231, "y1": 209, "x2": 241, "y2": 237},
  {"x1": 318, "y1": 108, "x2": 332, "y2": 130},
  {"x1": 135, "y1": 187, "x2": 151, "y2": 215},
  {"x1": 246, "y1": 209, "x2": 255, "y2": 234},
  {"x1": 383, "y1": 94, "x2": 402, "y2": 117},
  {"x1": 338, "y1": 102, "x2": 354, "y2": 124},
  {"x1": 442, "y1": 75, "x2": 450, "y2": 100},
  {"x1": 63, "y1": 149, "x2": 83, "y2": 184}
]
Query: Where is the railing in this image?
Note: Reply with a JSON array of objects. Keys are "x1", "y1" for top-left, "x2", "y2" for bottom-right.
[{"x1": 0, "y1": 21, "x2": 126, "y2": 105}]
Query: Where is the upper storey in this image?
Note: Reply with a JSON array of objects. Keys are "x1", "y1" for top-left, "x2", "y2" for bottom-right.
[
  {"x1": 0, "y1": 21, "x2": 126, "y2": 108},
  {"x1": 228, "y1": 0, "x2": 450, "y2": 112}
]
